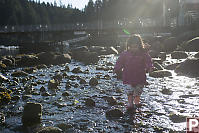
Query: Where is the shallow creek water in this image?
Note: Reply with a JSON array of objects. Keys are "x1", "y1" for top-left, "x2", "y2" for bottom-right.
[{"x1": 0, "y1": 53, "x2": 199, "y2": 133}]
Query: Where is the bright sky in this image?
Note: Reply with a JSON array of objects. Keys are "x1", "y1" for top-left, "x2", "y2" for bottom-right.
[{"x1": 40, "y1": 0, "x2": 95, "y2": 9}]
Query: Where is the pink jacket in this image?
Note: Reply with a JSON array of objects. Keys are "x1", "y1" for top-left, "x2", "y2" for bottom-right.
[{"x1": 114, "y1": 50, "x2": 153, "y2": 87}]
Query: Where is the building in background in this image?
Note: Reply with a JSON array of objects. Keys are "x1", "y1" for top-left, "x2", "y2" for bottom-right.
[{"x1": 178, "y1": 0, "x2": 199, "y2": 26}]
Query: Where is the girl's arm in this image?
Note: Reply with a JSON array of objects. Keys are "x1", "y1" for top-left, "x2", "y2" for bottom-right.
[{"x1": 144, "y1": 52, "x2": 153, "y2": 72}]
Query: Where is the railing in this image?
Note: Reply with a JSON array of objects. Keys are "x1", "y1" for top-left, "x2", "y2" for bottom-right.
[{"x1": 0, "y1": 22, "x2": 168, "y2": 33}]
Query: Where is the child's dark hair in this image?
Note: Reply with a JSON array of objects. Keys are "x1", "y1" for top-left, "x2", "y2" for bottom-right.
[{"x1": 126, "y1": 34, "x2": 145, "y2": 51}]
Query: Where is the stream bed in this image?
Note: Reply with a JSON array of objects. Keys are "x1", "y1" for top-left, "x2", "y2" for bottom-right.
[{"x1": 0, "y1": 53, "x2": 199, "y2": 133}]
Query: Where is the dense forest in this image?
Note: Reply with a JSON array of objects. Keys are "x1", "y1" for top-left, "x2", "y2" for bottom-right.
[{"x1": 0, "y1": 0, "x2": 179, "y2": 26}]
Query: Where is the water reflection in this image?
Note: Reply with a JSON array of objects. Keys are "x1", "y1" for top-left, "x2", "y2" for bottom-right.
[{"x1": 0, "y1": 45, "x2": 19, "y2": 56}]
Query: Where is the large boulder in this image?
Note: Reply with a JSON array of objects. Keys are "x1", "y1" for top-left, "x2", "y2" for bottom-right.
[
  {"x1": 37, "y1": 52, "x2": 56, "y2": 65},
  {"x1": 181, "y1": 37, "x2": 199, "y2": 52},
  {"x1": 22, "y1": 102, "x2": 42, "y2": 126},
  {"x1": 53, "y1": 54, "x2": 71, "y2": 65},
  {"x1": 72, "y1": 51, "x2": 99, "y2": 64},
  {"x1": 171, "y1": 51, "x2": 188, "y2": 59},
  {"x1": 162, "y1": 37, "x2": 178, "y2": 52},
  {"x1": 16, "y1": 55, "x2": 39, "y2": 67},
  {"x1": 175, "y1": 58, "x2": 199, "y2": 77}
]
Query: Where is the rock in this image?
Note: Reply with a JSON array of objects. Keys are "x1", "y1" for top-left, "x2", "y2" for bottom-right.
[
  {"x1": 36, "y1": 126, "x2": 63, "y2": 133},
  {"x1": 171, "y1": 51, "x2": 188, "y2": 59},
  {"x1": 11, "y1": 71, "x2": 28, "y2": 77},
  {"x1": 89, "y1": 46, "x2": 105, "y2": 55},
  {"x1": 22, "y1": 95, "x2": 32, "y2": 100},
  {"x1": 105, "y1": 108, "x2": 123, "y2": 118},
  {"x1": 79, "y1": 78, "x2": 87, "y2": 84},
  {"x1": 23, "y1": 67, "x2": 37, "y2": 74},
  {"x1": 11, "y1": 95, "x2": 20, "y2": 101},
  {"x1": 0, "y1": 74, "x2": 9, "y2": 82},
  {"x1": 40, "y1": 86, "x2": 46, "y2": 93},
  {"x1": 62, "y1": 91, "x2": 70, "y2": 96},
  {"x1": 181, "y1": 37, "x2": 199, "y2": 51},
  {"x1": 65, "y1": 65, "x2": 70, "y2": 71},
  {"x1": 149, "y1": 70, "x2": 172, "y2": 78},
  {"x1": 104, "y1": 47, "x2": 118, "y2": 55},
  {"x1": 71, "y1": 51, "x2": 99, "y2": 64},
  {"x1": 89, "y1": 78, "x2": 98, "y2": 86},
  {"x1": 53, "y1": 74, "x2": 63, "y2": 81},
  {"x1": 22, "y1": 102, "x2": 42, "y2": 126},
  {"x1": 165, "y1": 63, "x2": 180, "y2": 70},
  {"x1": 0, "y1": 62, "x2": 6, "y2": 69},
  {"x1": 71, "y1": 46, "x2": 89, "y2": 53},
  {"x1": 106, "y1": 62, "x2": 114, "y2": 66},
  {"x1": 1, "y1": 58, "x2": 13, "y2": 67},
  {"x1": 36, "y1": 64, "x2": 47, "y2": 69},
  {"x1": 149, "y1": 50, "x2": 160, "y2": 58},
  {"x1": 0, "y1": 91, "x2": 11, "y2": 105},
  {"x1": 105, "y1": 96, "x2": 117, "y2": 106},
  {"x1": 0, "y1": 112, "x2": 5, "y2": 125},
  {"x1": 194, "y1": 52, "x2": 199, "y2": 58},
  {"x1": 175, "y1": 58, "x2": 199, "y2": 77},
  {"x1": 169, "y1": 114, "x2": 186, "y2": 123},
  {"x1": 48, "y1": 79, "x2": 59, "y2": 90},
  {"x1": 149, "y1": 41, "x2": 162, "y2": 52},
  {"x1": 85, "y1": 98, "x2": 95, "y2": 107},
  {"x1": 159, "y1": 52, "x2": 166, "y2": 61},
  {"x1": 153, "y1": 62, "x2": 164, "y2": 70},
  {"x1": 37, "y1": 52, "x2": 56, "y2": 65},
  {"x1": 41, "y1": 92, "x2": 51, "y2": 96},
  {"x1": 56, "y1": 123, "x2": 73, "y2": 132},
  {"x1": 161, "y1": 88, "x2": 173, "y2": 95},
  {"x1": 53, "y1": 54, "x2": 71, "y2": 65},
  {"x1": 163, "y1": 37, "x2": 178, "y2": 52},
  {"x1": 71, "y1": 67, "x2": 82, "y2": 73},
  {"x1": 16, "y1": 55, "x2": 39, "y2": 67}
]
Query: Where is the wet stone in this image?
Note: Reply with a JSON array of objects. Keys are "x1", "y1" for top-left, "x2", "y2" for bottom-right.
[
  {"x1": 11, "y1": 95, "x2": 20, "y2": 101},
  {"x1": 53, "y1": 74, "x2": 63, "y2": 81},
  {"x1": 48, "y1": 79, "x2": 59, "y2": 90},
  {"x1": 149, "y1": 70, "x2": 172, "y2": 78},
  {"x1": 105, "y1": 108, "x2": 123, "y2": 118},
  {"x1": 0, "y1": 112, "x2": 5, "y2": 125},
  {"x1": 105, "y1": 96, "x2": 118, "y2": 106},
  {"x1": 22, "y1": 102, "x2": 42, "y2": 127},
  {"x1": 85, "y1": 98, "x2": 95, "y2": 107},
  {"x1": 40, "y1": 86, "x2": 46, "y2": 92},
  {"x1": 36, "y1": 126, "x2": 63, "y2": 133},
  {"x1": 71, "y1": 67, "x2": 82, "y2": 73},
  {"x1": 169, "y1": 114, "x2": 186, "y2": 123},
  {"x1": 79, "y1": 78, "x2": 87, "y2": 84},
  {"x1": 41, "y1": 92, "x2": 51, "y2": 96},
  {"x1": 161, "y1": 88, "x2": 173, "y2": 95},
  {"x1": 62, "y1": 91, "x2": 70, "y2": 96},
  {"x1": 56, "y1": 123, "x2": 73, "y2": 132},
  {"x1": 22, "y1": 95, "x2": 32, "y2": 100},
  {"x1": 89, "y1": 78, "x2": 98, "y2": 86},
  {"x1": 11, "y1": 71, "x2": 28, "y2": 77}
]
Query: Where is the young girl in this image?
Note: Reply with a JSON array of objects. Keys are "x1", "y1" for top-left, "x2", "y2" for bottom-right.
[{"x1": 114, "y1": 34, "x2": 153, "y2": 110}]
